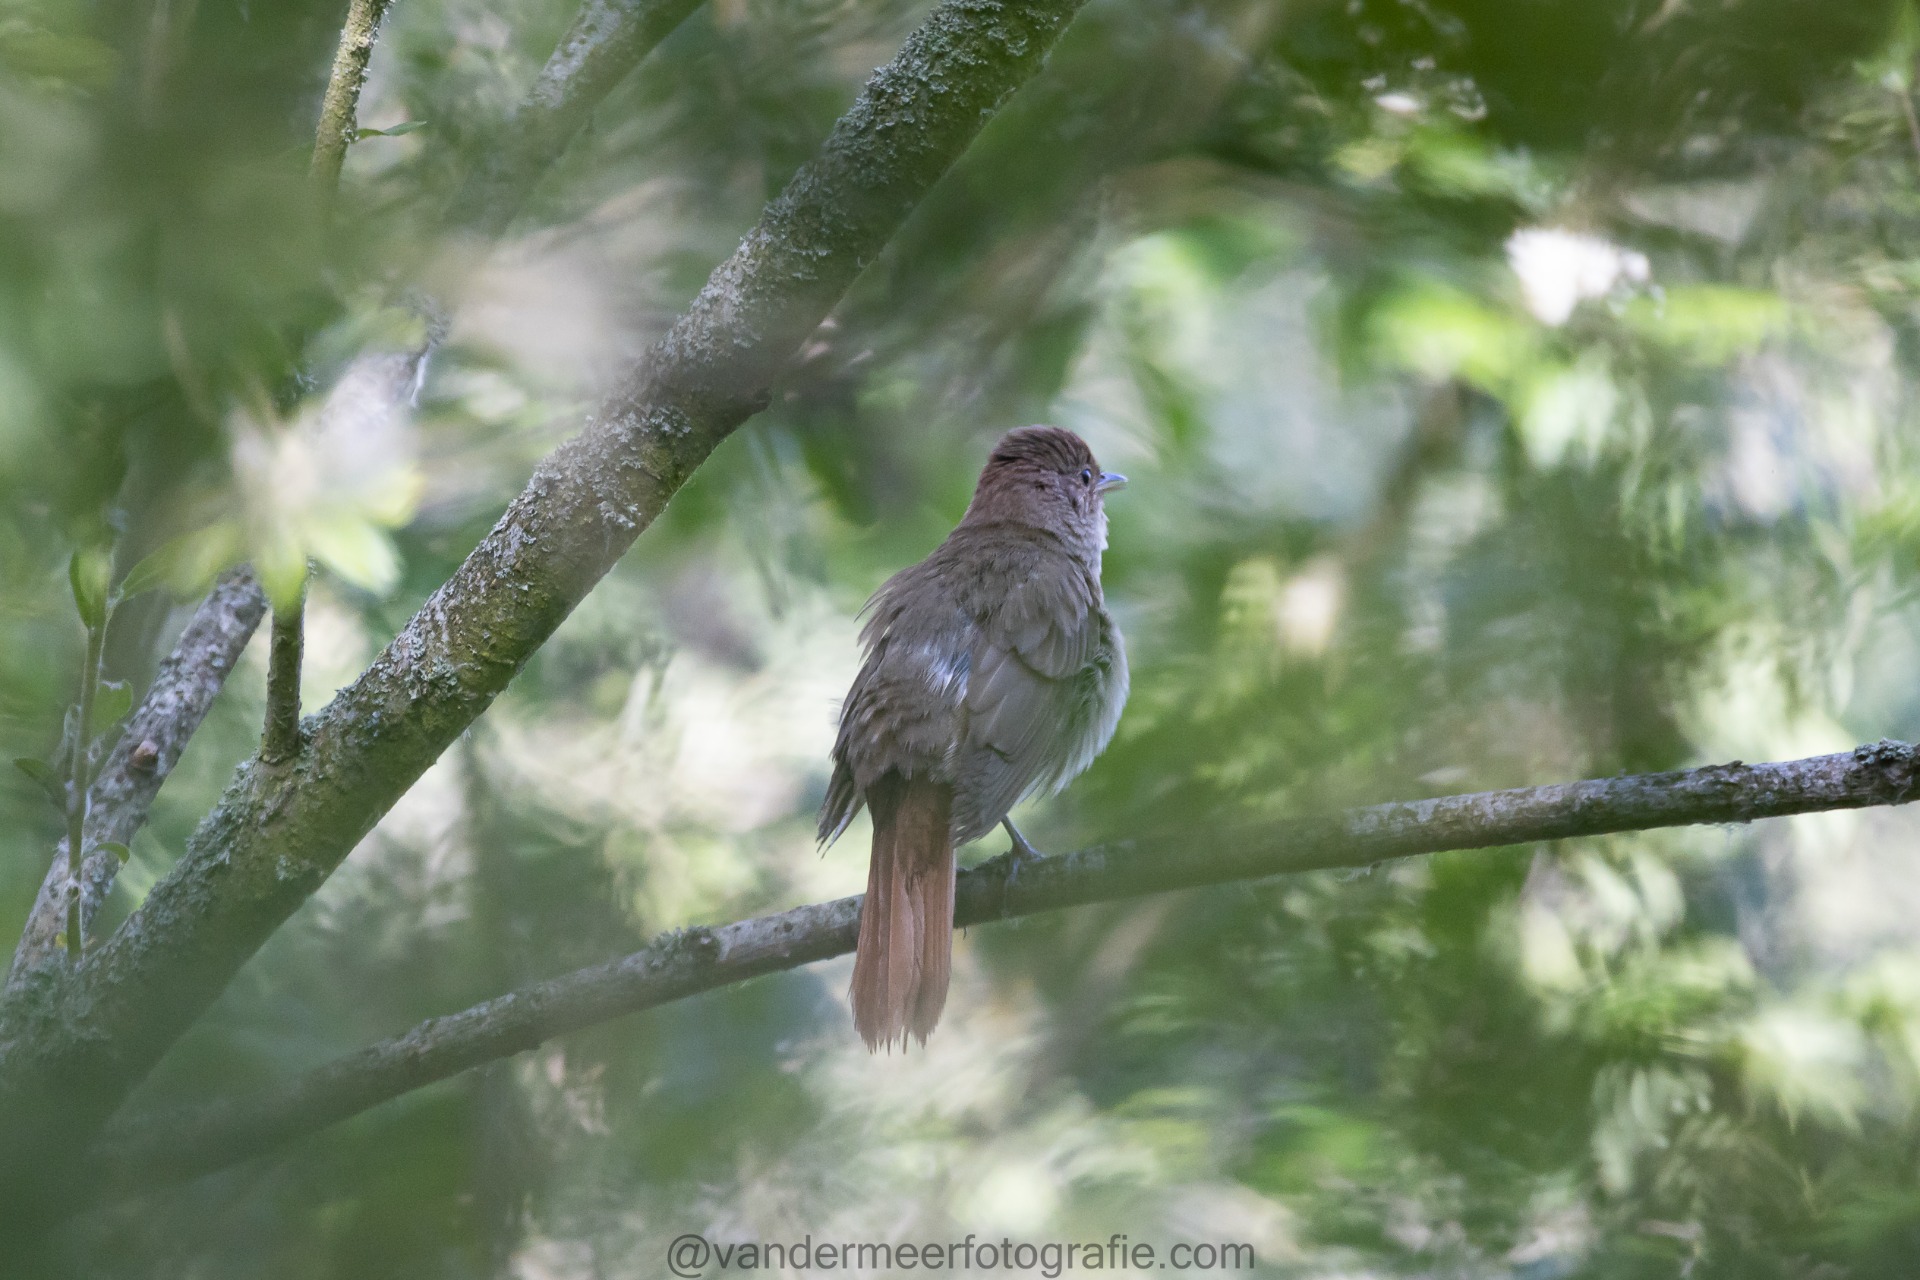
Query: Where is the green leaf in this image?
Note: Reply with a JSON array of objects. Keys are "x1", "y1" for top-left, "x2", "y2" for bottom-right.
[
  {"x1": 13, "y1": 757, "x2": 65, "y2": 806},
  {"x1": 1367, "y1": 279, "x2": 1538, "y2": 393},
  {"x1": 306, "y1": 516, "x2": 400, "y2": 596},
  {"x1": 96, "y1": 841, "x2": 130, "y2": 864},
  {"x1": 0, "y1": 26, "x2": 122, "y2": 89},
  {"x1": 256, "y1": 541, "x2": 311, "y2": 614},
  {"x1": 356, "y1": 120, "x2": 429, "y2": 138},
  {"x1": 1622, "y1": 286, "x2": 1788, "y2": 364},
  {"x1": 118, "y1": 523, "x2": 245, "y2": 601},
  {"x1": 68, "y1": 546, "x2": 111, "y2": 629},
  {"x1": 90, "y1": 680, "x2": 132, "y2": 736}
]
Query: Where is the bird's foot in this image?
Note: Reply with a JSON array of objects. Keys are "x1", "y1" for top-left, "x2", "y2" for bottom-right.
[
  {"x1": 999, "y1": 818, "x2": 1046, "y2": 915},
  {"x1": 1005, "y1": 817, "x2": 1045, "y2": 865}
]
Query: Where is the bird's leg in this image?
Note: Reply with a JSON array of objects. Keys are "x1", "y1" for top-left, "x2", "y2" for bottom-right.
[
  {"x1": 1004, "y1": 816, "x2": 1044, "y2": 863},
  {"x1": 1003, "y1": 817, "x2": 1044, "y2": 872},
  {"x1": 996, "y1": 817, "x2": 1044, "y2": 918}
]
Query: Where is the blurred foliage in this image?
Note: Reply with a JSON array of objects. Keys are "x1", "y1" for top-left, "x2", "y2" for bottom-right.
[{"x1": 12, "y1": 0, "x2": 1920, "y2": 1274}]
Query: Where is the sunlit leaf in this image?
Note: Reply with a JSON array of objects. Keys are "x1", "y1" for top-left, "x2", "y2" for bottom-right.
[
  {"x1": 118, "y1": 522, "x2": 245, "y2": 601},
  {"x1": 1516, "y1": 357, "x2": 1618, "y2": 467},
  {"x1": 255, "y1": 539, "x2": 309, "y2": 614},
  {"x1": 1739, "y1": 1006, "x2": 1869, "y2": 1131},
  {"x1": 1367, "y1": 278, "x2": 1537, "y2": 391},
  {"x1": 305, "y1": 515, "x2": 399, "y2": 596},
  {"x1": 1623, "y1": 285, "x2": 1788, "y2": 363}
]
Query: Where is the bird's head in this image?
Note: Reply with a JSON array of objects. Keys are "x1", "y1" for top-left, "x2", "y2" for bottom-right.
[{"x1": 962, "y1": 425, "x2": 1126, "y2": 553}]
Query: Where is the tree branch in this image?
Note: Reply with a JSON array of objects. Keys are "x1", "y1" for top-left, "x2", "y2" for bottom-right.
[
  {"x1": 260, "y1": 584, "x2": 306, "y2": 765},
  {"x1": 310, "y1": 0, "x2": 397, "y2": 197},
  {"x1": 9, "y1": 571, "x2": 269, "y2": 983},
  {"x1": 445, "y1": 0, "x2": 704, "y2": 236},
  {"x1": 0, "y1": 0, "x2": 1091, "y2": 1219},
  {"x1": 93, "y1": 741, "x2": 1920, "y2": 1191}
]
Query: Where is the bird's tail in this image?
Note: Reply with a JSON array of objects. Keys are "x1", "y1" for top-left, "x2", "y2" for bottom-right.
[{"x1": 850, "y1": 772, "x2": 955, "y2": 1051}]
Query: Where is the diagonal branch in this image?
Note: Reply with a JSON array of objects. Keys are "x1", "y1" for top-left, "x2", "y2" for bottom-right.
[
  {"x1": 0, "y1": 0, "x2": 1092, "y2": 1219},
  {"x1": 93, "y1": 741, "x2": 1920, "y2": 1191},
  {"x1": 11, "y1": 0, "x2": 694, "y2": 1086},
  {"x1": 9, "y1": 571, "x2": 269, "y2": 983},
  {"x1": 445, "y1": 0, "x2": 705, "y2": 236}
]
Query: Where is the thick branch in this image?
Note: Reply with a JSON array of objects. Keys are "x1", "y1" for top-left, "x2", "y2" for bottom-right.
[
  {"x1": 95, "y1": 741, "x2": 1920, "y2": 1190},
  {"x1": 0, "y1": 0, "x2": 1089, "y2": 1218},
  {"x1": 310, "y1": 0, "x2": 396, "y2": 196},
  {"x1": 9, "y1": 571, "x2": 268, "y2": 982},
  {"x1": 446, "y1": 0, "x2": 704, "y2": 236}
]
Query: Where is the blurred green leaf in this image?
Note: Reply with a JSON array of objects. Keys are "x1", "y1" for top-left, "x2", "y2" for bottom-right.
[
  {"x1": 13, "y1": 756, "x2": 64, "y2": 806},
  {"x1": 355, "y1": 120, "x2": 429, "y2": 138},
  {"x1": 305, "y1": 515, "x2": 399, "y2": 597},
  {"x1": 0, "y1": 23, "x2": 121, "y2": 89},
  {"x1": 1368, "y1": 278, "x2": 1537, "y2": 391},
  {"x1": 255, "y1": 541, "x2": 309, "y2": 615},
  {"x1": 1740, "y1": 1006, "x2": 1871, "y2": 1131},
  {"x1": 118, "y1": 523, "x2": 246, "y2": 602},
  {"x1": 1622, "y1": 286, "x2": 1788, "y2": 363},
  {"x1": 68, "y1": 546, "x2": 110, "y2": 630}
]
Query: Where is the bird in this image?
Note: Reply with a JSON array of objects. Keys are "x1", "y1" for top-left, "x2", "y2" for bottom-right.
[{"x1": 818, "y1": 425, "x2": 1129, "y2": 1050}]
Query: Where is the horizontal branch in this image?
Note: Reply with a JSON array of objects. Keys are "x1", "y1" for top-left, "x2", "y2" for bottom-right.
[
  {"x1": 9, "y1": 571, "x2": 268, "y2": 982},
  {"x1": 95, "y1": 741, "x2": 1920, "y2": 1190},
  {"x1": 0, "y1": 0, "x2": 1091, "y2": 1219}
]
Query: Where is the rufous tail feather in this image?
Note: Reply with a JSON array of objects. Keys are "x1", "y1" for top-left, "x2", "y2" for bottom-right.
[{"x1": 849, "y1": 772, "x2": 954, "y2": 1051}]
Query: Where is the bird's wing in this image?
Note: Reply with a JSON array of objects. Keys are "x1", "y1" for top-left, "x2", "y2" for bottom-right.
[
  {"x1": 820, "y1": 563, "x2": 972, "y2": 846},
  {"x1": 952, "y1": 550, "x2": 1109, "y2": 841}
]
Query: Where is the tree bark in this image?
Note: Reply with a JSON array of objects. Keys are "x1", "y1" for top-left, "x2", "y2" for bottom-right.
[
  {"x1": 92, "y1": 741, "x2": 1920, "y2": 1192},
  {"x1": 0, "y1": 0, "x2": 1090, "y2": 1222},
  {"x1": 9, "y1": 571, "x2": 267, "y2": 981},
  {"x1": 310, "y1": 0, "x2": 397, "y2": 199}
]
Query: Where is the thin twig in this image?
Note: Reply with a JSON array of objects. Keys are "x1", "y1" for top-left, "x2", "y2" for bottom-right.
[
  {"x1": 63, "y1": 622, "x2": 106, "y2": 958},
  {"x1": 310, "y1": 0, "x2": 396, "y2": 198},
  {"x1": 445, "y1": 0, "x2": 703, "y2": 235},
  {"x1": 91, "y1": 741, "x2": 1920, "y2": 1191},
  {"x1": 261, "y1": 585, "x2": 306, "y2": 764},
  {"x1": 9, "y1": 571, "x2": 268, "y2": 982},
  {"x1": 263, "y1": 0, "x2": 398, "y2": 756}
]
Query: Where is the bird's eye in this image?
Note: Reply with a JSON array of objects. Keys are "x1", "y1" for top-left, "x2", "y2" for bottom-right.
[{"x1": 1080, "y1": 468, "x2": 1094, "y2": 485}]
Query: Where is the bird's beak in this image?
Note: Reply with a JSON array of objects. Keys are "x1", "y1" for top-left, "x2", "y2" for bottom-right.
[{"x1": 1095, "y1": 471, "x2": 1128, "y2": 494}]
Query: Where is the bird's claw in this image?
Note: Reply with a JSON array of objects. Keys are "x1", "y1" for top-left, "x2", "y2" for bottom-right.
[{"x1": 999, "y1": 818, "x2": 1044, "y2": 914}]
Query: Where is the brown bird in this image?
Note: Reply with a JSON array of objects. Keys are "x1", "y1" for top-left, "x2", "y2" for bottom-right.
[{"x1": 819, "y1": 425, "x2": 1129, "y2": 1050}]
